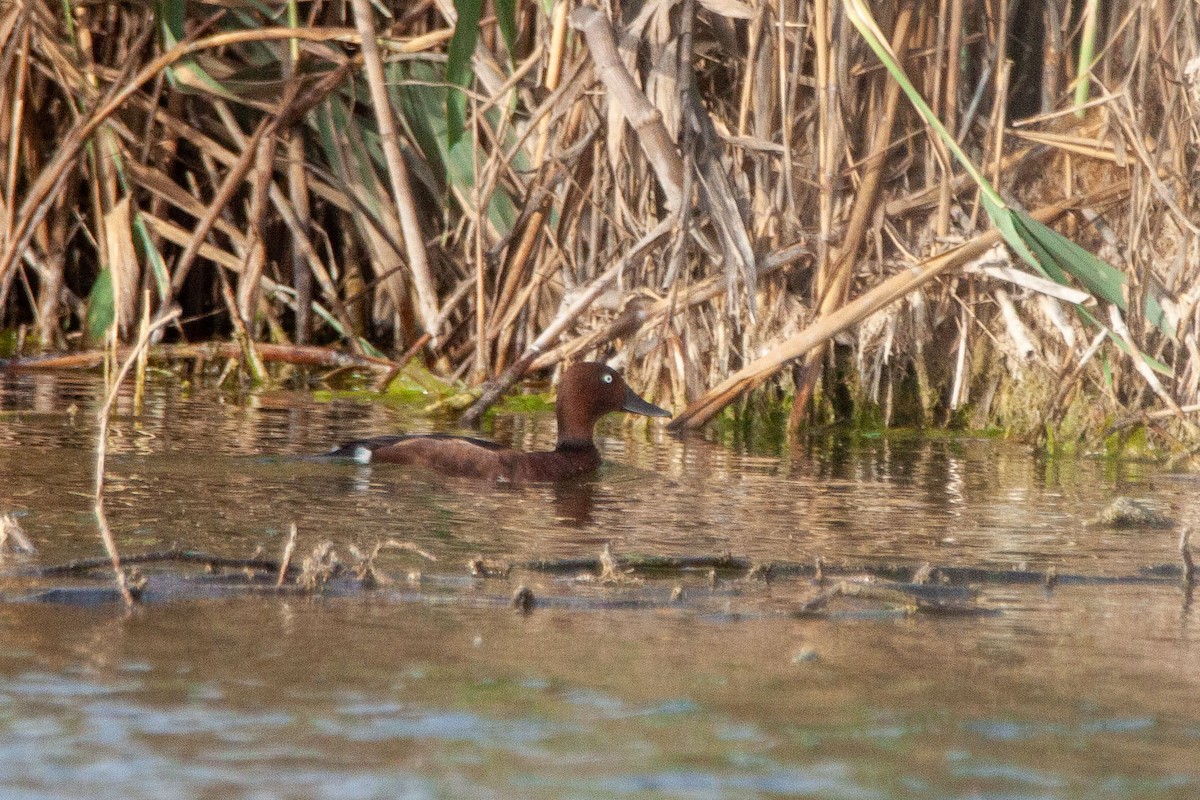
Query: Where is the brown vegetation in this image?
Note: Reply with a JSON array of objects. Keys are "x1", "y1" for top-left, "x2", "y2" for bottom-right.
[{"x1": 1, "y1": 0, "x2": 1197, "y2": 447}]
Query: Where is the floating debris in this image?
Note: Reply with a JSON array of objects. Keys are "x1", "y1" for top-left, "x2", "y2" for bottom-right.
[
  {"x1": 298, "y1": 541, "x2": 341, "y2": 591},
  {"x1": 0, "y1": 514, "x2": 36, "y2": 558},
  {"x1": 511, "y1": 585, "x2": 535, "y2": 613},
  {"x1": 598, "y1": 543, "x2": 641, "y2": 585},
  {"x1": 745, "y1": 563, "x2": 774, "y2": 583},
  {"x1": 794, "y1": 579, "x2": 990, "y2": 617},
  {"x1": 469, "y1": 558, "x2": 511, "y2": 578},
  {"x1": 791, "y1": 645, "x2": 820, "y2": 664},
  {"x1": 277, "y1": 523, "x2": 298, "y2": 586},
  {"x1": 1181, "y1": 528, "x2": 1195, "y2": 587},
  {"x1": 1087, "y1": 497, "x2": 1175, "y2": 529}
]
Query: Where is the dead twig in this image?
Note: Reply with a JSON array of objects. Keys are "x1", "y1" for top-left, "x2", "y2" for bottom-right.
[
  {"x1": 277, "y1": 523, "x2": 298, "y2": 587},
  {"x1": 1181, "y1": 528, "x2": 1195, "y2": 588}
]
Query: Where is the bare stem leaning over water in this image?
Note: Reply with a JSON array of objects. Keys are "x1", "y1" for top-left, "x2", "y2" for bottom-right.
[{"x1": 93, "y1": 308, "x2": 181, "y2": 607}]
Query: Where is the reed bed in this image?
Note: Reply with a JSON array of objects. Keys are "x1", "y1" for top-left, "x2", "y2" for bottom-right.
[{"x1": 1, "y1": 0, "x2": 1198, "y2": 448}]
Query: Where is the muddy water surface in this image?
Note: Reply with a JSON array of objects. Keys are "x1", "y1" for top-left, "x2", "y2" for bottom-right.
[{"x1": 1, "y1": 372, "x2": 1198, "y2": 799}]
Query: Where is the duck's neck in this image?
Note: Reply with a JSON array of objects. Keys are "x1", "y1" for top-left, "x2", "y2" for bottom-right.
[{"x1": 556, "y1": 405, "x2": 596, "y2": 450}]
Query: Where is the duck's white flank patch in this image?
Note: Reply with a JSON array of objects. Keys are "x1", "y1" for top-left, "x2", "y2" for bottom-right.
[{"x1": 353, "y1": 446, "x2": 374, "y2": 464}]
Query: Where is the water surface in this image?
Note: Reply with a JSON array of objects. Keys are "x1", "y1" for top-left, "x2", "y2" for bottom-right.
[{"x1": 1, "y1": 372, "x2": 1197, "y2": 799}]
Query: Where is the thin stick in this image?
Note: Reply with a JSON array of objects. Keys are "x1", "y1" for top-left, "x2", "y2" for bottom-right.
[
  {"x1": 1179, "y1": 528, "x2": 1196, "y2": 587},
  {"x1": 132, "y1": 289, "x2": 151, "y2": 415},
  {"x1": 373, "y1": 332, "x2": 432, "y2": 393},
  {"x1": 94, "y1": 307, "x2": 182, "y2": 606},
  {"x1": 277, "y1": 523, "x2": 298, "y2": 586}
]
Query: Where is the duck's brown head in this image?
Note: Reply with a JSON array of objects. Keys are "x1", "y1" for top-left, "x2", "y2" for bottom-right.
[{"x1": 554, "y1": 363, "x2": 672, "y2": 446}]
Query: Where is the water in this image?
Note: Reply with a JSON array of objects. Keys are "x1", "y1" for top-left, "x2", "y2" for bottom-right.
[{"x1": 2, "y1": 371, "x2": 1198, "y2": 799}]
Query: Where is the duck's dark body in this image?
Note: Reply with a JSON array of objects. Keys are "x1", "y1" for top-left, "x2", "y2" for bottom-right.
[
  {"x1": 327, "y1": 434, "x2": 601, "y2": 482},
  {"x1": 327, "y1": 363, "x2": 670, "y2": 482}
]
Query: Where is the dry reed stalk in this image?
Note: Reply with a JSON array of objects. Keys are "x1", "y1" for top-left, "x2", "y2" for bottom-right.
[
  {"x1": 2, "y1": 18, "x2": 30, "y2": 255},
  {"x1": 935, "y1": 0, "x2": 964, "y2": 237},
  {"x1": 215, "y1": 256, "x2": 265, "y2": 384},
  {"x1": 812, "y1": 0, "x2": 834, "y2": 285},
  {"x1": 287, "y1": 124, "x2": 312, "y2": 345},
  {"x1": 349, "y1": 0, "x2": 440, "y2": 345},
  {"x1": 132, "y1": 289, "x2": 150, "y2": 414},
  {"x1": 236, "y1": 134, "x2": 273, "y2": 329},
  {"x1": 570, "y1": 5, "x2": 684, "y2": 211},
  {"x1": 790, "y1": 6, "x2": 914, "y2": 429},
  {"x1": 776, "y1": 0, "x2": 798, "y2": 218}
]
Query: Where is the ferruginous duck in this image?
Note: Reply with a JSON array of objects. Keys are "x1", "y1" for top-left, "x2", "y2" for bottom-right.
[{"x1": 326, "y1": 362, "x2": 671, "y2": 482}]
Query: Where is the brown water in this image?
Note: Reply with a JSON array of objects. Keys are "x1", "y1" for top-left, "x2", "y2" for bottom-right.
[{"x1": 2, "y1": 372, "x2": 1198, "y2": 799}]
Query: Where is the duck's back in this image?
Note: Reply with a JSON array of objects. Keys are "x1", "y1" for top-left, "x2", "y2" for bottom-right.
[{"x1": 326, "y1": 434, "x2": 599, "y2": 482}]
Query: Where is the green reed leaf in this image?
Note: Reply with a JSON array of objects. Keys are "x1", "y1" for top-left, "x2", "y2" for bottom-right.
[{"x1": 446, "y1": 0, "x2": 483, "y2": 147}]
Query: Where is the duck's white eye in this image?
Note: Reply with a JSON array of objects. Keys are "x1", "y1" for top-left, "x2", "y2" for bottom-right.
[{"x1": 602, "y1": 374, "x2": 614, "y2": 384}]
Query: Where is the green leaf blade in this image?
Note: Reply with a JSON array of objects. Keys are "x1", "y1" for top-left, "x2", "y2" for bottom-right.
[{"x1": 446, "y1": 0, "x2": 483, "y2": 148}]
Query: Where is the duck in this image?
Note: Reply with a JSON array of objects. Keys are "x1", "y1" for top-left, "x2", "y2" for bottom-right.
[{"x1": 326, "y1": 362, "x2": 672, "y2": 482}]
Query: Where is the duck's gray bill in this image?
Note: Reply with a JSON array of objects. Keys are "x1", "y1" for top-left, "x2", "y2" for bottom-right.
[{"x1": 622, "y1": 386, "x2": 673, "y2": 418}]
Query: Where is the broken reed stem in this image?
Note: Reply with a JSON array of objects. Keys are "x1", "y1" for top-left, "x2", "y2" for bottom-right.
[
  {"x1": 132, "y1": 289, "x2": 151, "y2": 415},
  {"x1": 569, "y1": 5, "x2": 684, "y2": 210},
  {"x1": 1181, "y1": 528, "x2": 1195, "y2": 587},
  {"x1": 94, "y1": 308, "x2": 181, "y2": 606},
  {"x1": 278, "y1": 522, "x2": 298, "y2": 586}
]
